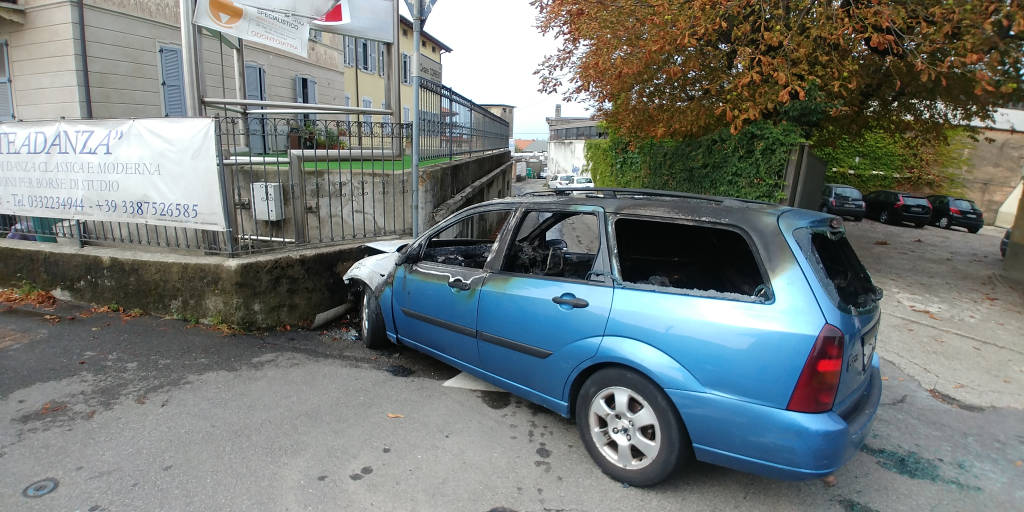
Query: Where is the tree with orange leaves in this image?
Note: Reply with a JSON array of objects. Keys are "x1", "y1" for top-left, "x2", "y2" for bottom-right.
[{"x1": 533, "y1": 0, "x2": 1024, "y2": 139}]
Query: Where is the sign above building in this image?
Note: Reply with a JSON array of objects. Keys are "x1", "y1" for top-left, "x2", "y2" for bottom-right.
[
  {"x1": 0, "y1": 118, "x2": 227, "y2": 231},
  {"x1": 194, "y1": 0, "x2": 311, "y2": 57},
  {"x1": 312, "y1": 0, "x2": 394, "y2": 43},
  {"x1": 404, "y1": 0, "x2": 438, "y2": 24},
  {"x1": 237, "y1": 0, "x2": 338, "y2": 19}
]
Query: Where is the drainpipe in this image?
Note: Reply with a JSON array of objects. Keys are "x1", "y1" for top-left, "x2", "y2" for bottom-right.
[{"x1": 76, "y1": 0, "x2": 93, "y2": 119}]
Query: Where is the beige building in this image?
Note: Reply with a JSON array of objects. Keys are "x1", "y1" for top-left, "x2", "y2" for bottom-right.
[
  {"x1": 480, "y1": 103, "x2": 514, "y2": 139},
  {"x1": 0, "y1": 1, "x2": 448, "y2": 130}
]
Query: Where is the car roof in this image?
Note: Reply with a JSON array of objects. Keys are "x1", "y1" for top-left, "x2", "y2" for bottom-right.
[{"x1": 473, "y1": 188, "x2": 794, "y2": 225}]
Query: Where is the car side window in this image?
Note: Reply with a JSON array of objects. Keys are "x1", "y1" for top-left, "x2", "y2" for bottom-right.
[
  {"x1": 502, "y1": 211, "x2": 601, "y2": 281},
  {"x1": 614, "y1": 218, "x2": 769, "y2": 301},
  {"x1": 420, "y1": 210, "x2": 512, "y2": 269}
]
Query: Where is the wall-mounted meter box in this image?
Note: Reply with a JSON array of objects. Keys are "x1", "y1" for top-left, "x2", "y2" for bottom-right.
[{"x1": 251, "y1": 182, "x2": 284, "y2": 221}]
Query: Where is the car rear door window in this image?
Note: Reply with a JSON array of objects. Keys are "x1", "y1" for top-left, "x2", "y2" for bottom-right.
[
  {"x1": 951, "y1": 199, "x2": 975, "y2": 210},
  {"x1": 502, "y1": 211, "x2": 601, "y2": 281},
  {"x1": 421, "y1": 210, "x2": 512, "y2": 269},
  {"x1": 835, "y1": 188, "x2": 862, "y2": 200},
  {"x1": 902, "y1": 196, "x2": 929, "y2": 206},
  {"x1": 613, "y1": 218, "x2": 769, "y2": 301}
]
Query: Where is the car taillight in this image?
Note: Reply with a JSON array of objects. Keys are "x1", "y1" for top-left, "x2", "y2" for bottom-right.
[
  {"x1": 950, "y1": 207, "x2": 961, "y2": 215},
  {"x1": 787, "y1": 324, "x2": 844, "y2": 413},
  {"x1": 894, "y1": 198, "x2": 904, "y2": 208},
  {"x1": 926, "y1": 200, "x2": 933, "y2": 209},
  {"x1": 830, "y1": 198, "x2": 836, "y2": 207}
]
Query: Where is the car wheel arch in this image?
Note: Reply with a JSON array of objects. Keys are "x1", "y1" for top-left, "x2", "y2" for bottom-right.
[{"x1": 564, "y1": 338, "x2": 705, "y2": 419}]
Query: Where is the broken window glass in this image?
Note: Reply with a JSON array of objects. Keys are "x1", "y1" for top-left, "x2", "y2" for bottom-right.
[
  {"x1": 502, "y1": 211, "x2": 601, "y2": 280},
  {"x1": 614, "y1": 218, "x2": 768, "y2": 301},
  {"x1": 801, "y1": 229, "x2": 879, "y2": 311},
  {"x1": 421, "y1": 210, "x2": 512, "y2": 269}
]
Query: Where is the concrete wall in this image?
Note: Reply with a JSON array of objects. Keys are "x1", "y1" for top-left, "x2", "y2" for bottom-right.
[
  {"x1": 548, "y1": 139, "x2": 586, "y2": 176},
  {"x1": 0, "y1": 237, "x2": 373, "y2": 329},
  {"x1": 961, "y1": 129, "x2": 1024, "y2": 225}
]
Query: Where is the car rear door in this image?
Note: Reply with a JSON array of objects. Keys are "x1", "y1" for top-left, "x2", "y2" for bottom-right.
[
  {"x1": 475, "y1": 207, "x2": 613, "y2": 399},
  {"x1": 392, "y1": 208, "x2": 514, "y2": 366}
]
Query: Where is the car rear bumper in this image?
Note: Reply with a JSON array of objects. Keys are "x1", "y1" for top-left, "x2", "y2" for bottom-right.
[
  {"x1": 828, "y1": 206, "x2": 865, "y2": 218},
  {"x1": 667, "y1": 353, "x2": 882, "y2": 480},
  {"x1": 950, "y1": 216, "x2": 983, "y2": 230},
  {"x1": 897, "y1": 211, "x2": 931, "y2": 224}
]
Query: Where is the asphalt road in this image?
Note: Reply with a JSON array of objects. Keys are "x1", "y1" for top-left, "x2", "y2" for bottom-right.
[{"x1": 1, "y1": 186, "x2": 1021, "y2": 511}]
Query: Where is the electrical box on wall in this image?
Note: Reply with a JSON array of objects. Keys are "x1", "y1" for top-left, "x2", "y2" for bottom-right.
[{"x1": 251, "y1": 182, "x2": 284, "y2": 221}]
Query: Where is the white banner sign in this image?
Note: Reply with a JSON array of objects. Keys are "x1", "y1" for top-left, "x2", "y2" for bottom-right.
[
  {"x1": 0, "y1": 118, "x2": 228, "y2": 231},
  {"x1": 312, "y1": 0, "x2": 393, "y2": 43},
  {"x1": 237, "y1": 0, "x2": 337, "y2": 19},
  {"x1": 195, "y1": 0, "x2": 310, "y2": 57}
]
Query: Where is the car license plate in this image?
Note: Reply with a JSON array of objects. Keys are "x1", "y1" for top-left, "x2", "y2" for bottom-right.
[
  {"x1": 861, "y1": 325, "x2": 878, "y2": 372},
  {"x1": 966, "y1": 213, "x2": 976, "y2": 218},
  {"x1": 845, "y1": 203, "x2": 857, "y2": 207}
]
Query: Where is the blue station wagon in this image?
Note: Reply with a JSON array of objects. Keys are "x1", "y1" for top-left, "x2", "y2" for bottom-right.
[{"x1": 344, "y1": 188, "x2": 883, "y2": 486}]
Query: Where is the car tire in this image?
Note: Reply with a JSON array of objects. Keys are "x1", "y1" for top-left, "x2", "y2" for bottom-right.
[
  {"x1": 968, "y1": 226, "x2": 981, "y2": 234},
  {"x1": 575, "y1": 367, "x2": 689, "y2": 487},
  {"x1": 938, "y1": 216, "x2": 951, "y2": 229},
  {"x1": 359, "y1": 284, "x2": 388, "y2": 350},
  {"x1": 914, "y1": 223, "x2": 926, "y2": 228},
  {"x1": 879, "y1": 210, "x2": 890, "y2": 224},
  {"x1": 853, "y1": 216, "x2": 863, "y2": 222}
]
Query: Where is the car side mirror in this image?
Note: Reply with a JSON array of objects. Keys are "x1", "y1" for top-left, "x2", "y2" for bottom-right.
[{"x1": 397, "y1": 245, "x2": 420, "y2": 266}]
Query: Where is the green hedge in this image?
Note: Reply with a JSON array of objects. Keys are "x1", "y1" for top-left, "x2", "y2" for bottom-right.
[{"x1": 585, "y1": 121, "x2": 804, "y2": 202}]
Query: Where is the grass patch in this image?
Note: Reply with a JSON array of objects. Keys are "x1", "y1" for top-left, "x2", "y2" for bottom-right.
[{"x1": 300, "y1": 155, "x2": 451, "y2": 171}]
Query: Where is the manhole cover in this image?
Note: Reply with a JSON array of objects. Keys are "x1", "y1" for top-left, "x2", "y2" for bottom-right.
[{"x1": 22, "y1": 478, "x2": 58, "y2": 498}]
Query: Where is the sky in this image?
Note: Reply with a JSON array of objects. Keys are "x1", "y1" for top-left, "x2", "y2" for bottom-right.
[{"x1": 401, "y1": 0, "x2": 593, "y2": 139}]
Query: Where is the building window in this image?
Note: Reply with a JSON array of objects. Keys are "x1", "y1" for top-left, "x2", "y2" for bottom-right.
[
  {"x1": 378, "y1": 45, "x2": 385, "y2": 77},
  {"x1": 343, "y1": 93, "x2": 351, "y2": 122},
  {"x1": 0, "y1": 40, "x2": 13, "y2": 120},
  {"x1": 401, "y1": 53, "x2": 411, "y2": 85},
  {"x1": 343, "y1": 36, "x2": 355, "y2": 67},
  {"x1": 295, "y1": 75, "x2": 317, "y2": 122},
  {"x1": 403, "y1": 106, "x2": 410, "y2": 123},
  {"x1": 158, "y1": 45, "x2": 186, "y2": 117},
  {"x1": 310, "y1": 29, "x2": 322, "y2": 42},
  {"x1": 361, "y1": 97, "x2": 373, "y2": 132},
  {"x1": 402, "y1": 28, "x2": 408, "y2": 37},
  {"x1": 358, "y1": 39, "x2": 377, "y2": 73},
  {"x1": 431, "y1": 45, "x2": 436, "y2": 54}
]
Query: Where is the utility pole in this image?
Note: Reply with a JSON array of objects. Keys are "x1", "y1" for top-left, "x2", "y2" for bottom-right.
[
  {"x1": 411, "y1": 0, "x2": 422, "y2": 235},
  {"x1": 179, "y1": 0, "x2": 203, "y2": 117}
]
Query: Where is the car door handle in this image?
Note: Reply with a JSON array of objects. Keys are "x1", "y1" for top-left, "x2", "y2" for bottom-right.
[
  {"x1": 552, "y1": 296, "x2": 589, "y2": 308},
  {"x1": 448, "y1": 278, "x2": 471, "y2": 291}
]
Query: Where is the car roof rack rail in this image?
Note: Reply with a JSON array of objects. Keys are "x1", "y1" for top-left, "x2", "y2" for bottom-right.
[{"x1": 521, "y1": 187, "x2": 774, "y2": 206}]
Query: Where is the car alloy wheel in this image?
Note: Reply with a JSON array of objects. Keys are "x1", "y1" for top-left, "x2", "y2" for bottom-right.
[
  {"x1": 879, "y1": 210, "x2": 890, "y2": 224},
  {"x1": 587, "y1": 386, "x2": 661, "y2": 470},
  {"x1": 938, "y1": 216, "x2": 951, "y2": 229},
  {"x1": 576, "y1": 368, "x2": 688, "y2": 486}
]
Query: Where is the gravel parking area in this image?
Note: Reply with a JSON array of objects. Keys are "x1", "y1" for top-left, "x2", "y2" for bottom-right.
[{"x1": 843, "y1": 219, "x2": 1022, "y2": 409}]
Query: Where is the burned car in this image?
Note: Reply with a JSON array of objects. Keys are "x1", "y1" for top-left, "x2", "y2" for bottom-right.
[{"x1": 344, "y1": 188, "x2": 883, "y2": 486}]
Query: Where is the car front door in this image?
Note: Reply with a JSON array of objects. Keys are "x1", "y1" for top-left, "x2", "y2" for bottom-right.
[
  {"x1": 392, "y1": 208, "x2": 514, "y2": 366},
  {"x1": 475, "y1": 207, "x2": 614, "y2": 399}
]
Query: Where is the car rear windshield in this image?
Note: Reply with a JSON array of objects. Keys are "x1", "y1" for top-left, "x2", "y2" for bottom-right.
[
  {"x1": 795, "y1": 228, "x2": 879, "y2": 312},
  {"x1": 901, "y1": 196, "x2": 929, "y2": 206},
  {"x1": 951, "y1": 199, "x2": 975, "y2": 210},
  {"x1": 835, "y1": 187, "x2": 862, "y2": 200},
  {"x1": 575, "y1": 178, "x2": 593, "y2": 184},
  {"x1": 559, "y1": 176, "x2": 573, "y2": 182}
]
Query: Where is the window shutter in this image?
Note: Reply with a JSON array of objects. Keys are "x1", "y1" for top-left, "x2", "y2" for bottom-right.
[
  {"x1": 368, "y1": 41, "x2": 377, "y2": 73},
  {"x1": 159, "y1": 46, "x2": 186, "y2": 117},
  {"x1": 0, "y1": 40, "x2": 11, "y2": 120},
  {"x1": 244, "y1": 64, "x2": 264, "y2": 100}
]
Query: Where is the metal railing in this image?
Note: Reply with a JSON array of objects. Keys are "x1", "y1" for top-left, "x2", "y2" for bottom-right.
[
  {"x1": 418, "y1": 78, "x2": 510, "y2": 161},
  {"x1": 1, "y1": 104, "x2": 509, "y2": 255}
]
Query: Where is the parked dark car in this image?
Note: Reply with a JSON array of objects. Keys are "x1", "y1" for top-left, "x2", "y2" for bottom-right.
[
  {"x1": 864, "y1": 190, "x2": 932, "y2": 228},
  {"x1": 926, "y1": 195, "x2": 984, "y2": 233},
  {"x1": 344, "y1": 188, "x2": 882, "y2": 486},
  {"x1": 820, "y1": 184, "x2": 865, "y2": 220},
  {"x1": 1002, "y1": 229, "x2": 1012, "y2": 258}
]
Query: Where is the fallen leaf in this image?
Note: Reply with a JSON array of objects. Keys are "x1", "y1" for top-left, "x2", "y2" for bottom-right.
[
  {"x1": 78, "y1": 361, "x2": 86, "y2": 365},
  {"x1": 928, "y1": 313, "x2": 939, "y2": 320},
  {"x1": 952, "y1": 383, "x2": 964, "y2": 389},
  {"x1": 881, "y1": 376, "x2": 889, "y2": 381},
  {"x1": 1004, "y1": 379, "x2": 1012, "y2": 384},
  {"x1": 822, "y1": 475, "x2": 837, "y2": 487},
  {"x1": 898, "y1": 377, "x2": 904, "y2": 381},
  {"x1": 386, "y1": 413, "x2": 404, "y2": 419},
  {"x1": 873, "y1": 240, "x2": 890, "y2": 246},
  {"x1": 135, "y1": 395, "x2": 147, "y2": 405},
  {"x1": 87, "y1": 410, "x2": 96, "y2": 419},
  {"x1": 913, "y1": 239, "x2": 923, "y2": 243},
  {"x1": 1015, "y1": 460, "x2": 1022, "y2": 467},
  {"x1": 984, "y1": 295, "x2": 998, "y2": 301}
]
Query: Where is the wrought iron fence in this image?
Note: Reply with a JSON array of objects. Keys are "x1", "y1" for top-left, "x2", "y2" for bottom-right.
[{"x1": 0, "y1": 96, "x2": 509, "y2": 255}]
